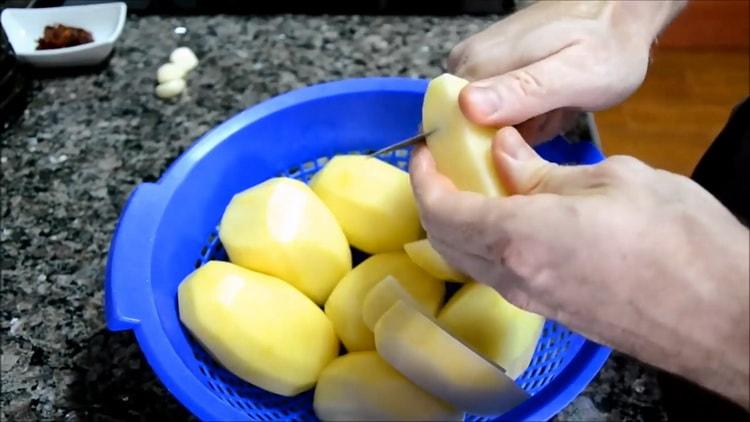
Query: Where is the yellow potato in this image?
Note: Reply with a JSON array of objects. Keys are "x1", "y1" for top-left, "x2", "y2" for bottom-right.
[
  {"x1": 422, "y1": 73, "x2": 508, "y2": 196},
  {"x1": 178, "y1": 261, "x2": 339, "y2": 396},
  {"x1": 325, "y1": 252, "x2": 444, "y2": 351},
  {"x1": 309, "y1": 155, "x2": 422, "y2": 254},
  {"x1": 362, "y1": 275, "x2": 437, "y2": 331},
  {"x1": 218, "y1": 177, "x2": 351, "y2": 305},
  {"x1": 422, "y1": 73, "x2": 545, "y2": 379},
  {"x1": 404, "y1": 238, "x2": 467, "y2": 282},
  {"x1": 313, "y1": 351, "x2": 462, "y2": 421},
  {"x1": 374, "y1": 301, "x2": 528, "y2": 416},
  {"x1": 438, "y1": 282, "x2": 545, "y2": 379}
]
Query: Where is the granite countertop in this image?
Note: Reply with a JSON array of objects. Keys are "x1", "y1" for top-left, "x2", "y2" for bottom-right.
[{"x1": 1, "y1": 14, "x2": 668, "y2": 421}]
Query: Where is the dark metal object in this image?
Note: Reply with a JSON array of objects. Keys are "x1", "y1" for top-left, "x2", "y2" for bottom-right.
[{"x1": 367, "y1": 129, "x2": 435, "y2": 157}]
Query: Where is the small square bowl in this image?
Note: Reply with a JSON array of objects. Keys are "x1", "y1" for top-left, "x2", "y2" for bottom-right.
[{"x1": 1, "y1": 2, "x2": 127, "y2": 68}]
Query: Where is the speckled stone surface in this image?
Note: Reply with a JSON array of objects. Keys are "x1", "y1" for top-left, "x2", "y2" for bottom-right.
[{"x1": 2, "y1": 14, "x2": 668, "y2": 421}]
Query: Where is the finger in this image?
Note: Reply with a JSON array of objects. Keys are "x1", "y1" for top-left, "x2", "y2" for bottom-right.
[
  {"x1": 492, "y1": 127, "x2": 595, "y2": 195},
  {"x1": 410, "y1": 144, "x2": 511, "y2": 252},
  {"x1": 411, "y1": 140, "x2": 572, "y2": 274},
  {"x1": 409, "y1": 143, "x2": 459, "y2": 204},
  {"x1": 515, "y1": 108, "x2": 582, "y2": 146},
  {"x1": 448, "y1": 4, "x2": 575, "y2": 78},
  {"x1": 450, "y1": 35, "x2": 539, "y2": 81},
  {"x1": 447, "y1": 17, "x2": 527, "y2": 76},
  {"x1": 409, "y1": 143, "x2": 475, "y2": 228},
  {"x1": 430, "y1": 236, "x2": 536, "y2": 312},
  {"x1": 428, "y1": 235, "x2": 494, "y2": 282},
  {"x1": 458, "y1": 49, "x2": 585, "y2": 127}
]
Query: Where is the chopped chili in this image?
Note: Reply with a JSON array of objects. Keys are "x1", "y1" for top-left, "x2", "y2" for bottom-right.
[{"x1": 36, "y1": 24, "x2": 94, "y2": 50}]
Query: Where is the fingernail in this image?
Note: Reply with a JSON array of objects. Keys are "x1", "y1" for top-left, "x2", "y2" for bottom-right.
[{"x1": 466, "y1": 85, "x2": 502, "y2": 119}]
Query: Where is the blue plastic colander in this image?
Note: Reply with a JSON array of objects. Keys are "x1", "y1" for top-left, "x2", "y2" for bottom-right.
[{"x1": 105, "y1": 77, "x2": 611, "y2": 421}]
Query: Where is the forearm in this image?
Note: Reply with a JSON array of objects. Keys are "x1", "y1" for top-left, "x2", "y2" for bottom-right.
[
  {"x1": 628, "y1": 224, "x2": 749, "y2": 409},
  {"x1": 679, "y1": 227, "x2": 749, "y2": 408},
  {"x1": 571, "y1": 215, "x2": 749, "y2": 409}
]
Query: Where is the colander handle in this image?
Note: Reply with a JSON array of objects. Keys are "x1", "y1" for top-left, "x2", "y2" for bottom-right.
[{"x1": 105, "y1": 183, "x2": 167, "y2": 331}]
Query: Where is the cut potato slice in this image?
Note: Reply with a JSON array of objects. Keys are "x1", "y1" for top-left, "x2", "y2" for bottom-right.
[
  {"x1": 404, "y1": 238, "x2": 467, "y2": 282},
  {"x1": 219, "y1": 177, "x2": 351, "y2": 305},
  {"x1": 438, "y1": 282, "x2": 545, "y2": 379},
  {"x1": 422, "y1": 73, "x2": 508, "y2": 196},
  {"x1": 362, "y1": 275, "x2": 434, "y2": 331},
  {"x1": 325, "y1": 252, "x2": 444, "y2": 351},
  {"x1": 178, "y1": 261, "x2": 339, "y2": 396},
  {"x1": 375, "y1": 301, "x2": 529, "y2": 416},
  {"x1": 310, "y1": 155, "x2": 422, "y2": 254},
  {"x1": 313, "y1": 351, "x2": 462, "y2": 421}
]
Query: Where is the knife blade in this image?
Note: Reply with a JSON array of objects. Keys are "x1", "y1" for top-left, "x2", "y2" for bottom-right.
[{"x1": 367, "y1": 129, "x2": 436, "y2": 157}]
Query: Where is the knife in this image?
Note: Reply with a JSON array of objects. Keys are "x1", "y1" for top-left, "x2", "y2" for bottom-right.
[{"x1": 367, "y1": 129, "x2": 436, "y2": 157}]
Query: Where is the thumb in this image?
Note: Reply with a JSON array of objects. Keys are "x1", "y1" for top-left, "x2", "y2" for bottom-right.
[
  {"x1": 458, "y1": 52, "x2": 577, "y2": 127},
  {"x1": 492, "y1": 127, "x2": 586, "y2": 195}
]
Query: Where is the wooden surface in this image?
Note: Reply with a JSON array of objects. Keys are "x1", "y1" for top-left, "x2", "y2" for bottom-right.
[
  {"x1": 656, "y1": 0, "x2": 749, "y2": 49},
  {"x1": 594, "y1": 47, "x2": 749, "y2": 176}
]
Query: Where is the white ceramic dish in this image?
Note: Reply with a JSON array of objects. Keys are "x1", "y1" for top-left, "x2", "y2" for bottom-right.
[{"x1": 1, "y1": 2, "x2": 127, "y2": 67}]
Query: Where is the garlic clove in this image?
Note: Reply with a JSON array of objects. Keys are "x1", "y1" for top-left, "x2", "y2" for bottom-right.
[
  {"x1": 170, "y1": 47, "x2": 199, "y2": 71},
  {"x1": 157, "y1": 62, "x2": 188, "y2": 83},
  {"x1": 155, "y1": 78, "x2": 186, "y2": 98}
]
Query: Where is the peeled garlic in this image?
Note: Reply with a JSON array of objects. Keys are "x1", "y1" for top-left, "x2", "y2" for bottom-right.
[
  {"x1": 170, "y1": 47, "x2": 199, "y2": 71},
  {"x1": 155, "y1": 47, "x2": 197, "y2": 100},
  {"x1": 155, "y1": 79, "x2": 186, "y2": 98},
  {"x1": 157, "y1": 63, "x2": 188, "y2": 83}
]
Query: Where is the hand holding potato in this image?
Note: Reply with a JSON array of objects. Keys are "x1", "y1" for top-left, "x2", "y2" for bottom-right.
[
  {"x1": 410, "y1": 128, "x2": 750, "y2": 408},
  {"x1": 448, "y1": 0, "x2": 687, "y2": 144}
]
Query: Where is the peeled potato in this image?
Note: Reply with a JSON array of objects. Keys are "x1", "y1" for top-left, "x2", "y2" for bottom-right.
[
  {"x1": 422, "y1": 73, "x2": 545, "y2": 379},
  {"x1": 310, "y1": 155, "x2": 422, "y2": 254},
  {"x1": 313, "y1": 351, "x2": 462, "y2": 421},
  {"x1": 404, "y1": 238, "x2": 467, "y2": 282},
  {"x1": 422, "y1": 73, "x2": 508, "y2": 196},
  {"x1": 362, "y1": 275, "x2": 433, "y2": 331},
  {"x1": 325, "y1": 252, "x2": 444, "y2": 351},
  {"x1": 219, "y1": 177, "x2": 351, "y2": 305},
  {"x1": 438, "y1": 282, "x2": 545, "y2": 379},
  {"x1": 178, "y1": 261, "x2": 339, "y2": 396},
  {"x1": 374, "y1": 301, "x2": 529, "y2": 416}
]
